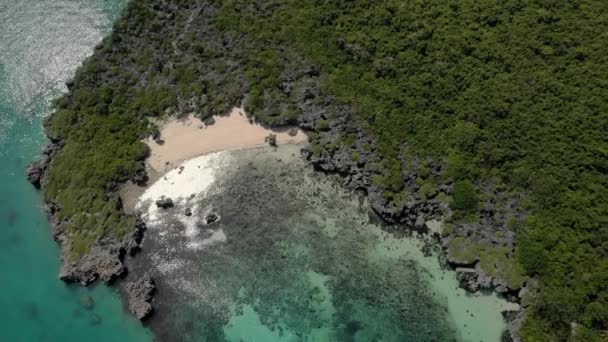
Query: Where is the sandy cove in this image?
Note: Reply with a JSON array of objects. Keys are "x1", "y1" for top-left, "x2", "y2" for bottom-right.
[
  {"x1": 120, "y1": 107, "x2": 307, "y2": 212},
  {"x1": 145, "y1": 107, "x2": 307, "y2": 173}
]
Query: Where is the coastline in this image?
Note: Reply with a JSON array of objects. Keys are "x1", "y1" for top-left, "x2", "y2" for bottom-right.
[
  {"x1": 26, "y1": 84, "x2": 528, "y2": 342},
  {"x1": 128, "y1": 143, "x2": 517, "y2": 341},
  {"x1": 144, "y1": 107, "x2": 307, "y2": 173},
  {"x1": 23, "y1": 3, "x2": 529, "y2": 339},
  {"x1": 27, "y1": 106, "x2": 308, "y2": 321}
]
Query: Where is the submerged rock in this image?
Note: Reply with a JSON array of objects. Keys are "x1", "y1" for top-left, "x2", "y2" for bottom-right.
[
  {"x1": 206, "y1": 213, "x2": 219, "y2": 224},
  {"x1": 185, "y1": 208, "x2": 192, "y2": 216},
  {"x1": 90, "y1": 313, "x2": 102, "y2": 325},
  {"x1": 126, "y1": 276, "x2": 156, "y2": 321},
  {"x1": 155, "y1": 197, "x2": 174, "y2": 209},
  {"x1": 79, "y1": 295, "x2": 95, "y2": 310}
]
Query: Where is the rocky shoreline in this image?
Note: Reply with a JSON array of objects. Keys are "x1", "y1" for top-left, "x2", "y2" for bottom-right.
[
  {"x1": 28, "y1": 77, "x2": 526, "y2": 342},
  {"x1": 26, "y1": 139, "x2": 154, "y2": 321},
  {"x1": 26, "y1": 115, "x2": 527, "y2": 339},
  {"x1": 295, "y1": 94, "x2": 528, "y2": 341},
  {"x1": 24, "y1": 1, "x2": 529, "y2": 339}
]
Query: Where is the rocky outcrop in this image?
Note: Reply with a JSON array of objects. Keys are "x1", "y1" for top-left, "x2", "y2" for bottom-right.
[
  {"x1": 27, "y1": 140, "x2": 152, "y2": 320},
  {"x1": 58, "y1": 244, "x2": 126, "y2": 285},
  {"x1": 25, "y1": 141, "x2": 61, "y2": 189},
  {"x1": 54, "y1": 211, "x2": 146, "y2": 285},
  {"x1": 455, "y1": 267, "x2": 480, "y2": 292},
  {"x1": 25, "y1": 141, "x2": 145, "y2": 286},
  {"x1": 126, "y1": 276, "x2": 156, "y2": 320},
  {"x1": 206, "y1": 212, "x2": 219, "y2": 224},
  {"x1": 155, "y1": 197, "x2": 174, "y2": 209},
  {"x1": 266, "y1": 133, "x2": 277, "y2": 147},
  {"x1": 25, "y1": 161, "x2": 44, "y2": 189}
]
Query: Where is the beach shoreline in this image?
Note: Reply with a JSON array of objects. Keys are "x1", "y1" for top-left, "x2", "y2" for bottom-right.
[
  {"x1": 144, "y1": 107, "x2": 307, "y2": 173},
  {"x1": 119, "y1": 107, "x2": 307, "y2": 214}
]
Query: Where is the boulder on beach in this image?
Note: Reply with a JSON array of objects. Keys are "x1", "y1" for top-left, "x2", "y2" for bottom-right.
[
  {"x1": 266, "y1": 134, "x2": 277, "y2": 147},
  {"x1": 204, "y1": 117, "x2": 216, "y2": 126}
]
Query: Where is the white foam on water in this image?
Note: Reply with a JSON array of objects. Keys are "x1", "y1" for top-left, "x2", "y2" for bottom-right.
[
  {"x1": 137, "y1": 151, "x2": 232, "y2": 224},
  {"x1": 137, "y1": 151, "x2": 235, "y2": 298}
]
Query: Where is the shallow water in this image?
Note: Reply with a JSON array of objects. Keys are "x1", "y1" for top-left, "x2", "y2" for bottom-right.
[
  {"x1": 135, "y1": 145, "x2": 513, "y2": 342},
  {"x1": 0, "y1": 1, "x2": 151, "y2": 341}
]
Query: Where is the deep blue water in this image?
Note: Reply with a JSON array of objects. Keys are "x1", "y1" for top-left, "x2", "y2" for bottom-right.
[{"x1": 0, "y1": 1, "x2": 151, "y2": 340}]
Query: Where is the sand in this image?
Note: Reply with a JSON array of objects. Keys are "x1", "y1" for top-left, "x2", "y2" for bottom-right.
[{"x1": 144, "y1": 107, "x2": 307, "y2": 172}]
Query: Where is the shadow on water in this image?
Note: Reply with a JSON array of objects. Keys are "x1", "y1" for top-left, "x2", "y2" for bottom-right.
[
  {"x1": 21, "y1": 301, "x2": 40, "y2": 321},
  {"x1": 0, "y1": 232, "x2": 23, "y2": 248},
  {"x1": 7, "y1": 209, "x2": 17, "y2": 226}
]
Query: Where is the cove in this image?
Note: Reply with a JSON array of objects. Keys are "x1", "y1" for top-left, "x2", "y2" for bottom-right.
[
  {"x1": 0, "y1": 1, "x2": 151, "y2": 341},
  {"x1": 133, "y1": 144, "x2": 516, "y2": 341}
]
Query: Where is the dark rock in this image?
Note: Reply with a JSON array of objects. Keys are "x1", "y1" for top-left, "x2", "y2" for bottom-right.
[
  {"x1": 155, "y1": 197, "x2": 174, "y2": 209},
  {"x1": 456, "y1": 267, "x2": 479, "y2": 292},
  {"x1": 126, "y1": 276, "x2": 156, "y2": 321},
  {"x1": 25, "y1": 161, "x2": 44, "y2": 189},
  {"x1": 124, "y1": 216, "x2": 147, "y2": 256},
  {"x1": 58, "y1": 242, "x2": 126, "y2": 286},
  {"x1": 206, "y1": 213, "x2": 219, "y2": 224},
  {"x1": 131, "y1": 166, "x2": 148, "y2": 185},
  {"x1": 266, "y1": 134, "x2": 277, "y2": 147},
  {"x1": 204, "y1": 117, "x2": 216, "y2": 125},
  {"x1": 414, "y1": 216, "x2": 426, "y2": 230},
  {"x1": 301, "y1": 65, "x2": 320, "y2": 77},
  {"x1": 185, "y1": 208, "x2": 192, "y2": 216}
]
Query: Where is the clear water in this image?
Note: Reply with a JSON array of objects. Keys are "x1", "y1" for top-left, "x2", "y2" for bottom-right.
[
  {"x1": 0, "y1": 1, "x2": 151, "y2": 341},
  {"x1": 135, "y1": 145, "x2": 513, "y2": 342}
]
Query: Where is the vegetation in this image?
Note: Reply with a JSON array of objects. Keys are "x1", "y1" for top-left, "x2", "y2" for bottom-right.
[
  {"x1": 450, "y1": 181, "x2": 479, "y2": 213},
  {"x1": 215, "y1": 2, "x2": 608, "y2": 339},
  {"x1": 44, "y1": 0, "x2": 607, "y2": 340}
]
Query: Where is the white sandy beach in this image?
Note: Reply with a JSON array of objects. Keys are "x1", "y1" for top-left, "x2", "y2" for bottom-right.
[{"x1": 145, "y1": 107, "x2": 307, "y2": 172}]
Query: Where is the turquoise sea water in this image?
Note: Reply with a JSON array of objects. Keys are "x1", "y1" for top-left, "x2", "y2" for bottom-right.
[{"x1": 0, "y1": 1, "x2": 151, "y2": 341}]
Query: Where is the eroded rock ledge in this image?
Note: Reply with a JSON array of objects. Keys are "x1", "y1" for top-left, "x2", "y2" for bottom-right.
[
  {"x1": 27, "y1": 139, "x2": 151, "y2": 319},
  {"x1": 126, "y1": 275, "x2": 156, "y2": 320}
]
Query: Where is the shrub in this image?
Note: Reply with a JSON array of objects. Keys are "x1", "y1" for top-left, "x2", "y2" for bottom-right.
[{"x1": 451, "y1": 181, "x2": 478, "y2": 213}]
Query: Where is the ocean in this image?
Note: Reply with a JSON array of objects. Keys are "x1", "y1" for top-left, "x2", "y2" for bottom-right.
[{"x1": 0, "y1": 1, "x2": 151, "y2": 341}]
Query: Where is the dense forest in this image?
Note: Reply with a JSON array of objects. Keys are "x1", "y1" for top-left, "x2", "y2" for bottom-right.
[{"x1": 42, "y1": 0, "x2": 607, "y2": 340}]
